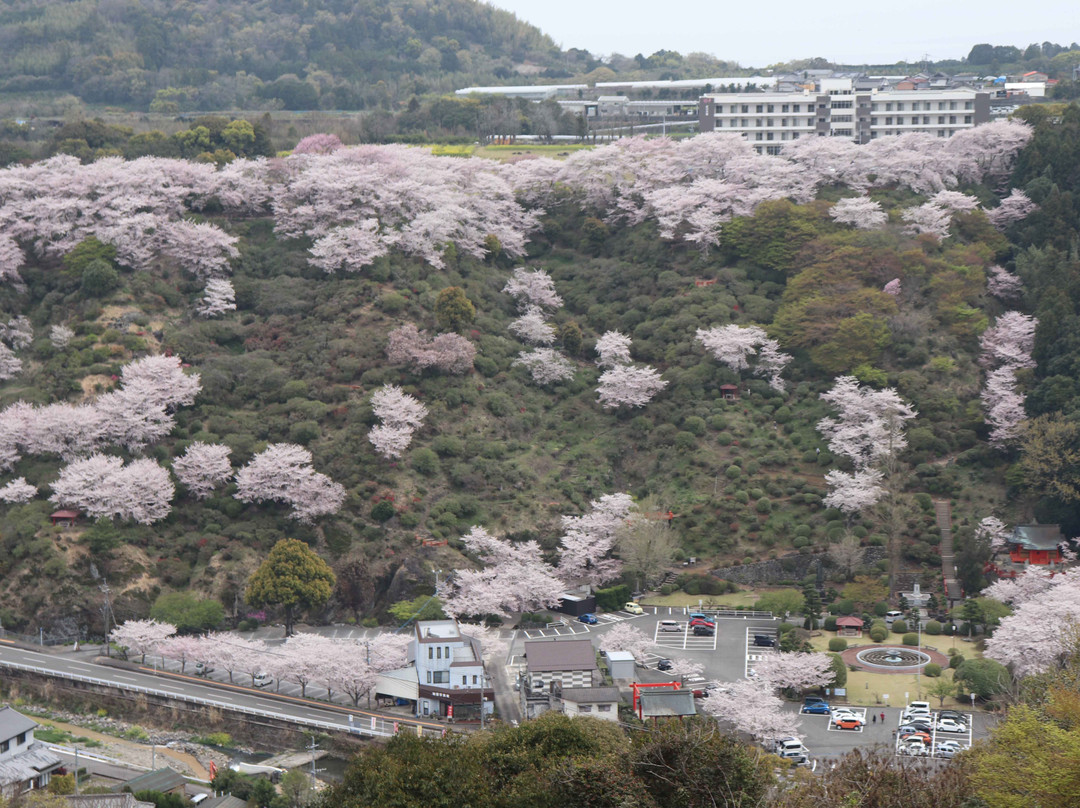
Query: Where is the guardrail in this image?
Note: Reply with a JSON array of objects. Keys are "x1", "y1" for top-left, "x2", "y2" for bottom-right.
[
  {"x1": 692, "y1": 609, "x2": 776, "y2": 620},
  {"x1": 0, "y1": 658, "x2": 446, "y2": 740}
]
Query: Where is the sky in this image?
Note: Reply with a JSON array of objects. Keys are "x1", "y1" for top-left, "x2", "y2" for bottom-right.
[{"x1": 486, "y1": 0, "x2": 1079, "y2": 67}]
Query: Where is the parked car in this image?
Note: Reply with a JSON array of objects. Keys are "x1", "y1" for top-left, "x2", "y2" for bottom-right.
[
  {"x1": 753, "y1": 634, "x2": 777, "y2": 647},
  {"x1": 802, "y1": 700, "x2": 831, "y2": 715},
  {"x1": 252, "y1": 672, "x2": 273, "y2": 687},
  {"x1": 688, "y1": 613, "x2": 709, "y2": 621},
  {"x1": 692, "y1": 684, "x2": 717, "y2": 698},
  {"x1": 692, "y1": 625, "x2": 715, "y2": 636},
  {"x1": 658, "y1": 620, "x2": 682, "y2": 632},
  {"x1": 656, "y1": 659, "x2": 673, "y2": 671},
  {"x1": 907, "y1": 701, "x2": 932, "y2": 712},
  {"x1": 899, "y1": 741, "x2": 929, "y2": 756},
  {"x1": 899, "y1": 731, "x2": 932, "y2": 745},
  {"x1": 935, "y1": 740, "x2": 964, "y2": 753},
  {"x1": 830, "y1": 710, "x2": 864, "y2": 725},
  {"x1": 624, "y1": 602, "x2": 645, "y2": 615},
  {"x1": 194, "y1": 661, "x2": 214, "y2": 676},
  {"x1": 834, "y1": 716, "x2": 865, "y2": 730},
  {"x1": 937, "y1": 710, "x2": 967, "y2": 724},
  {"x1": 901, "y1": 710, "x2": 932, "y2": 723},
  {"x1": 578, "y1": 613, "x2": 598, "y2": 625},
  {"x1": 935, "y1": 718, "x2": 967, "y2": 733},
  {"x1": 688, "y1": 618, "x2": 715, "y2": 628},
  {"x1": 898, "y1": 724, "x2": 932, "y2": 735}
]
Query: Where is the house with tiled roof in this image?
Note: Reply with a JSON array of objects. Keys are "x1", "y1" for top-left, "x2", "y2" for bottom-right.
[{"x1": 0, "y1": 706, "x2": 63, "y2": 800}]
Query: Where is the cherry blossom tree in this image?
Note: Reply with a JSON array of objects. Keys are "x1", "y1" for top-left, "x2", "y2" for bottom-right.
[
  {"x1": 987, "y1": 265, "x2": 1024, "y2": 300},
  {"x1": 49, "y1": 325, "x2": 74, "y2": 349},
  {"x1": 233, "y1": 443, "x2": 345, "y2": 521},
  {"x1": 557, "y1": 492, "x2": 634, "y2": 585},
  {"x1": 0, "y1": 234, "x2": 25, "y2": 287},
  {"x1": 984, "y1": 573, "x2": 1080, "y2": 677},
  {"x1": 155, "y1": 634, "x2": 204, "y2": 673},
  {"x1": 754, "y1": 651, "x2": 834, "y2": 693},
  {"x1": 386, "y1": 324, "x2": 475, "y2": 375},
  {"x1": 699, "y1": 679, "x2": 802, "y2": 743},
  {"x1": 822, "y1": 468, "x2": 885, "y2": 514},
  {"x1": 985, "y1": 189, "x2": 1037, "y2": 230},
  {"x1": 0, "y1": 477, "x2": 36, "y2": 503},
  {"x1": 292, "y1": 133, "x2": 344, "y2": 155},
  {"x1": 503, "y1": 267, "x2": 563, "y2": 311},
  {"x1": 599, "y1": 623, "x2": 654, "y2": 662},
  {"x1": 976, "y1": 516, "x2": 1011, "y2": 554},
  {"x1": 512, "y1": 348, "x2": 576, "y2": 385},
  {"x1": 332, "y1": 633, "x2": 413, "y2": 706},
  {"x1": 197, "y1": 278, "x2": 237, "y2": 317},
  {"x1": 596, "y1": 365, "x2": 667, "y2": 409},
  {"x1": 663, "y1": 656, "x2": 706, "y2": 680},
  {"x1": 883, "y1": 278, "x2": 901, "y2": 296},
  {"x1": 594, "y1": 331, "x2": 633, "y2": 368},
  {"x1": 509, "y1": 306, "x2": 557, "y2": 345},
  {"x1": 307, "y1": 221, "x2": 394, "y2": 273},
  {"x1": 2, "y1": 316, "x2": 33, "y2": 350},
  {"x1": 368, "y1": 384, "x2": 428, "y2": 459},
  {"x1": 162, "y1": 220, "x2": 239, "y2": 280},
  {"x1": 982, "y1": 367, "x2": 1028, "y2": 448},
  {"x1": 441, "y1": 526, "x2": 566, "y2": 618},
  {"x1": 983, "y1": 565, "x2": 1061, "y2": 607},
  {"x1": 50, "y1": 454, "x2": 175, "y2": 524},
  {"x1": 110, "y1": 619, "x2": 177, "y2": 663},
  {"x1": 119, "y1": 355, "x2": 202, "y2": 409},
  {"x1": 902, "y1": 203, "x2": 952, "y2": 240},
  {"x1": 0, "y1": 344, "x2": 21, "y2": 381},
  {"x1": 979, "y1": 311, "x2": 1037, "y2": 370},
  {"x1": 818, "y1": 376, "x2": 917, "y2": 469},
  {"x1": 696, "y1": 324, "x2": 791, "y2": 391},
  {"x1": 830, "y1": 197, "x2": 887, "y2": 230},
  {"x1": 930, "y1": 190, "x2": 981, "y2": 212},
  {"x1": 173, "y1": 442, "x2": 232, "y2": 499}
]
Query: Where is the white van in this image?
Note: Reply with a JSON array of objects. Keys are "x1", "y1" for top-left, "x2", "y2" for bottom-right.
[
  {"x1": 658, "y1": 620, "x2": 682, "y2": 632},
  {"x1": 884, "y1": 610, "x2": 904, "y2": 626}
]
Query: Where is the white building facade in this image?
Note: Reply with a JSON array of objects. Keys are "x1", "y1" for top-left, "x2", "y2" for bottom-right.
[{"x1": 698, "y1": 78, "x2": 990, "y2": 153}]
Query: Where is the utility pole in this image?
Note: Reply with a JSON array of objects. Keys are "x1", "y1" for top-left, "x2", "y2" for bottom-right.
[
  {"x1": 307, "y1": 735, "x2": 323, "y2": 792},
  {"x1": 100, "y1": 581, "x2": 113, "y2": 656},
  {"x1": 74, "y1": 747, "x2": 79, "y2": 795}
]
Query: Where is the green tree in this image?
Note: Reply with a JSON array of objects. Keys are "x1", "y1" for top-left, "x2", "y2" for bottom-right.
[
  {"x1": 279, "y1": 768, "x2": 314, "y2": 808},
  {"x1": 828, "y1": 652, "x2": 847, "y2": 688},
  {"x1": 435, "y1": 287, "x2": 476, "y2": 332},
  {"x1": 754, "y1": 588, "x2": 805, "y2": 618},
  {"x1": 80, "y1": 258, "x2": 120, "y2": 296},
  {"x1": 388, "y1": 595, "x2": 445, "y2": 624},
  {"x1": 334, "y1": 557, "x2": 376, "y2": 622},
  {"x1": 954, "y1": 658, "x2": 1012, "y2": 700},
  {"x1": 802, "y1": 581, "x2": 822, "y2": 630},
  {"x1": 247, "y1": 539, "x2": 336, "y2": 636},
  {"x1": 926, "y1": 676, "x2": 957, "y2": 707},
  {"x1": 149, "y1": 591, "x2": 225, "y2": 633},
  {"x1": 559, "y1": 321, "x2": 583, "y2": 356},
  {"x1": 967, "y1": 704, "x2": 1080, "y2": 808}
]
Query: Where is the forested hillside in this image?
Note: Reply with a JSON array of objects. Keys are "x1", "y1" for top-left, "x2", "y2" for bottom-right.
[
  {"x1": 0, "y1": 0, "x2": 572, "y2": 111},
  {"x1": 0, "y1": 115, "x2": 1076, "y2": 635}
]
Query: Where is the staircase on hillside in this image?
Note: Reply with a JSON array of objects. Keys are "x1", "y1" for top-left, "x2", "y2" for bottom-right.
[{"x1": 934, "y1": 499, "x2": 964, "y2": 605}]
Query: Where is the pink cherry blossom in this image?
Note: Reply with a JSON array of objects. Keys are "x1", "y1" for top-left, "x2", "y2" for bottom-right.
[
  {"x1": 173, "y1": 442, "x2": 232, "y2": 499},
  {"x1": 986, "y1": 265, "x2": 1024, "y2": 300},
  {"x1": 512, "y1": 348, "x2": 576, "y2": 385},
  {"x1": 754, "y1": 651, "x2": 834, "y2": 692},
  {"x1": 979, "y1": 311, "x2": 1037, "y2": 370},
  {"x1": 596, "y1": 364, "x2": 667, "y2": 409},
  {"x1": 595, "y1": 331, "x2": 633, "y2": 368},
  {"x1": 197, "y1": 278, "x2": 237, "y2": 317},
  {"x1": 699, "y1": 679, "x2": 802, "y2": 743},
  {"x1": 49, "y1": 325, "x2": 74, "y2": 348},
  {"x1": 818, "y1": 376, "x2": 917, "y2": 469},
  {"x1": 985, "y1": 189, "x2": 1038, "y2": 230},
  {"x1": 110, "y1": 619, "x2": 177, "y2": 662},
  {"x1": 233, "y1": 443, "x2": 345, "y2": 521},
  {"x1": 49, "y1": 454, "x2": 174, "y2": 524},
  {"x1": 599, "y1": 623, "x2": 654, "y2": 661},
  {"x1": 558, "y1": 492, "x2": 633, "y2": 585},
  {"x1": 292, "y1": 134, "x2": 344, "y2": 155},
  {"x1": 981, "y1": 367, "x2": 1027, "y2": 448},
  {"x1": 509, "y1": 306, "x2": 557, "y2": 345},
  {"x1": 822, "y1": 468, "x2": 885, "y2": 514},
  {"x1": 984, "y1": 571, "x2": 1080, "y2": 676},
  {"x1": 830, "y1": 197, "x2": 887, "y2": 230},
  {"x1": 386, "y1": 324, "x2": 475, "y2": 375},
  {"x1": 902, "y1": 203, "x2": 952, "y2": 240},
  {"x1": 975, "y1": 516, "x2": 1011, "y2": 553},
  {"x1": 503, "y1": 267, "x2": 563, "y2": 311},
  {"x1": 883, "y1": 278, "x2": 901, "y2": 296},
  {"x1": 0, "y1": 477, "x2": 36, "y2": 503}
]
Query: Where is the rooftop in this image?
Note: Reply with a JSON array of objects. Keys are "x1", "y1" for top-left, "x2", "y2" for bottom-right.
[
  {"x1": 524, "y1": 639, "x2": 599, "y2": 673},
  {"x1": 416, "y1": 620, "x2": 462, "y2": 640},
  {"x1": 638, "y1": 690, "x2": 698, "y2": 718},
  {"x1": 1011, "y1": 525, "x2": 1063, "y2": 551},
  {"x1": 560, "y1": 686, "x2": 621, "y2": 704},
  {"x1": 66, "y1": 795, "x2": 156, "y2": 808},
  {"x1": 0, "y1": 707, "x2": 38, "y2": 741},
  {"x1": 112, "y1": 768, "x2": 186, "y2": 795}
]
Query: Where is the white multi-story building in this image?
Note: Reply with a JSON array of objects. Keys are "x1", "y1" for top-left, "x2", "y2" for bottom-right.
[{"x1": 698, "y1": 77, "x2": 990, "y2": 153}]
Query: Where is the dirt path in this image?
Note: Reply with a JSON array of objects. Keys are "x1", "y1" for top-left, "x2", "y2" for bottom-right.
[{"x1": 36, "y1": 718, "x2": 215, "y2": 780}]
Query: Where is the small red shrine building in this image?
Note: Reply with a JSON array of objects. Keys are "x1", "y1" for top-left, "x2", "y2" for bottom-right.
[{"x1": 1008, "y1": 525, "x2": 1064, "y2": 566}]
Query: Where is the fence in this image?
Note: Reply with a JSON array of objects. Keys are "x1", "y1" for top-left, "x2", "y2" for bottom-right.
[
  {"x1": 0, "y1": 657, "x2": 447, "y2": 740},
  {"x1": 0, "y1": 627, "x2": 84, "y2": 647},
  {"x1": 692, "y1": 609, "x2": 776, "y2": 620}
]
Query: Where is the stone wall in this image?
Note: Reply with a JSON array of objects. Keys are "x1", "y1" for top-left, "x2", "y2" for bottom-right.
[{"x1": 710, "y1": 547, "x2": 888, "y2": 585}]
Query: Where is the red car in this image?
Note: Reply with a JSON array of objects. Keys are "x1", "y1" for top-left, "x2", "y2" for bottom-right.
[
  {"x1": 834, "y1": 717, "x2": 864, "y2": 730},
  {"x1": 688, "y1": 618, "x2": 715, "y2": 628}
]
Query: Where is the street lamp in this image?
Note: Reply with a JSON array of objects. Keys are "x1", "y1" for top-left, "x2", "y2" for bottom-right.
[{"x1": 970, "y1": 691, "x2": 976, "y2": 715}]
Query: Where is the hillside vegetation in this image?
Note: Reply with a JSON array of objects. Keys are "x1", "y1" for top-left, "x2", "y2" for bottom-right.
[{"x1": 0, "y1": 112, "x2": 1077, "y2": 634}]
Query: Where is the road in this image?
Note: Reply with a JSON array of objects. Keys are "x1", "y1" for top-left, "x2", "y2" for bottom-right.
[{"x1": 0, "y1": 639, "x2": 444, "y2": 739}]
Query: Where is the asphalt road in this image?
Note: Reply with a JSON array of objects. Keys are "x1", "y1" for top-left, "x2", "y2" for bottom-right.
[{"x1": 0, "y1": 640, "x2": 443, "y2": 738}]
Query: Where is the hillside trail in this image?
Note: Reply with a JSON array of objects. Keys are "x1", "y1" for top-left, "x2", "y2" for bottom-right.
[{"x1": 35, "y1": 717, "x2": 213, "y2": 780}]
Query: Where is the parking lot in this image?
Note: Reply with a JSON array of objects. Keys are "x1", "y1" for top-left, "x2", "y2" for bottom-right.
[{"x1": 651, "y1": 620, "x2": 718, "y2": 652}]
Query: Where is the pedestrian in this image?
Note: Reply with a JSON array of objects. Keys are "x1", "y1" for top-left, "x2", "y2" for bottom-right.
[
  {"x1": 872, "y1": 713, "x2": 877, "y2": 724},
  {"x1": 880, "y1": 711, "x2": 886, "y2": 723}
]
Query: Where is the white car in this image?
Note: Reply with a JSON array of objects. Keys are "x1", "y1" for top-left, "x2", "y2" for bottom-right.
[
  {"x1": 252, "y1": 672, "x2": 273, "y2": 687},
  {"x1": 935, "y1": 718, "x2": 967, "y2": 733},
  {"x1": 935, "y1": 740, "x2": 964, "y2": 753},
  {"x1": 830, "y1": 711, "x2": 865, "y2": 727},
  {"x1": 899, "y1": 741, "x2": 929, "y2": 756},
  {"x1": 901, "y1": 709, "x2": 931, "y2": 723}
]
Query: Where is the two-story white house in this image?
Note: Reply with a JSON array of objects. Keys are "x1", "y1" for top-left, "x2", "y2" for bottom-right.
[
  {"x1": 375, "y1": 620, "x2": 494, "y2": 721},
  {"x1": 0, "y1": 706, "x2": 62, "y2": 799}
]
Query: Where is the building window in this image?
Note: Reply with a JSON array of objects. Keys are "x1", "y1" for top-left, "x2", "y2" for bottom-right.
[
  {"x1": 598, "y1": 704, "x2": 612, "y2": 712},
  {"x1": 436, "y1": 647, "x2": 441, "y2": 659},
  {"x1": 756, "y1": 104, "x2": 763, "y2": 112},
  {"x1": 741, "y1": 104, "x2": 749, "y2": 113},
  {"x1": 755, "y1": 133, "x2": 763, "y2": 140},
  {"x1": 782, "y1": 104, "x2": 789, "y2": 112},
  {"x1": 16, "y1": 733, "x2": 25, "y2": 745},
  {"x1": 445, "y1": 647, "x2": 450, "y2": 658},
  {"x1": 767, "y1": 104, "x2": 774, "y2": 112},
  {"x1": 831, "y1": 100, "x2": 853, "y2": 109},
  {"x1": 832, "y1": 115, "x2": 852, "y2": 122},
  {"x1": 766, "y1": 145, "x2": 781, "y2": 154},
  {"x1": 473, "y1": 675, "x2": 478, "y2": 684},
  {"x1": 938, "y1": 102, "x2": 946, "y2": 110},
  {"x1": 950, "y1": 101, "x2": 957, "y2": 110},
  {"x1": 964, "y1": 115, "x2": 972, "y2": 123},
  {"x1": 433, "y1": 671, "x2": 448, "y2": 684},
  {"x1": 741, "y1": 118, "x2": 748, "y2": 127},
  {"x1": 885, "y1": 102, "x2": 893, "y2": 111},
  {"x1": 923, "y1": 116, "x2": 930, "y2": 124},
  {"x1": 579, "y1": 705, "x2": 593, "y2": 712},
  {"x1": 463, "y1": 675, "x2": 468, "y2": 685},
  {"x1": 950, "y1": 116, "x2": 957, "y2": 124},
  {"x1": 871, "y1": 117, "x2": 878, "y2": 125},
  {"x1": 896, "y1": 102, "x2": 904, "y2": 111},
  {"x1": 781, "y1": 118, "x2": 788, "y2": 126},
  {"x1": 428, "y1": 648, "x2": 433, "y2": 659},
  {"x1": 792, "y1": 132, "x2": 800, "y2": 140},
  {"x1": 938, "y1": 116, "x2": 945, "y2": 124},
  {"x1": 793, "y1": 104, "x2": 801, "y2": 112},
  {"x1": 965, "y1": 101, "x2": 973, "y2": 109},
  {"x1": 766, "y1": 132, "x2": 774, "y2": 140},
  {"x1": 0, "y1": 741, "x2": 8, "y2": 753},
  {"x1": 756, "y1": 118, "x2": 763, "y2": 126},
  {"x1": 426, "y1": 671, "x2": 432, "y2": 683}
]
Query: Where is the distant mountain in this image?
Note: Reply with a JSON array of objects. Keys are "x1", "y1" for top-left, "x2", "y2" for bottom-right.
[{"x1": 0, "y1": 0, "x2": 584, "y2": 110}]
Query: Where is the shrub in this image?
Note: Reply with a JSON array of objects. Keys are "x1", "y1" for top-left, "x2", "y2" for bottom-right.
[
  {"x1": 873, "y1": 602, "x2": 889, "y2": 616},
  {"x1": 682, "y1": 416, "x2": 706, "y2": 436},
  {"x1": 595, "y1": 584, "x2": 631, "y2": 612},
  {"x1": 870, "y1": 626, "x2": 888, "y2": 642},
  {"x1": 902, "y1": 633, "x2": 919, "y2": 646},
  {"x1": 755, "y1": 497, "x2": 772, "y2": 514},
  {"x1": 370, "y1": 500, "x2": 396, "y2": 522},
  {"x1": 734, "y1": 490, "x2": 749, "y2": 504},
  {"x1": 823, "y1": 616, "x2": 837, "y2": 631},
  {"x1": 674, "y1": 431, "x2": 698, "y2": 451},
  {"x1": 725, "y1": 465, "x2": 742, "y2": 480},
  {"x1": 828, "y1": 637, "x2": 848, "y2": 652},
  {"x1": 950, "y1": 654, "x2": 964, "y2": 669},
  {"x1": 777, "y1": 622, "x2": 795, "y2": 635},
  {"x1": 923, "y1": 663, "x2": 942, "y2": 677},
  {"x1": 411, "y1": 448, "x2": 439, "y2": 476},
  {"x1": 834, "y1": 599, "x2": 855, "y2": 615},
  {"x1": 925, "y1": 620, "x2": 942, "y2": 635},
  {"x1": 891, "y1": 619, "x2": 908, "y2": 634}
]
